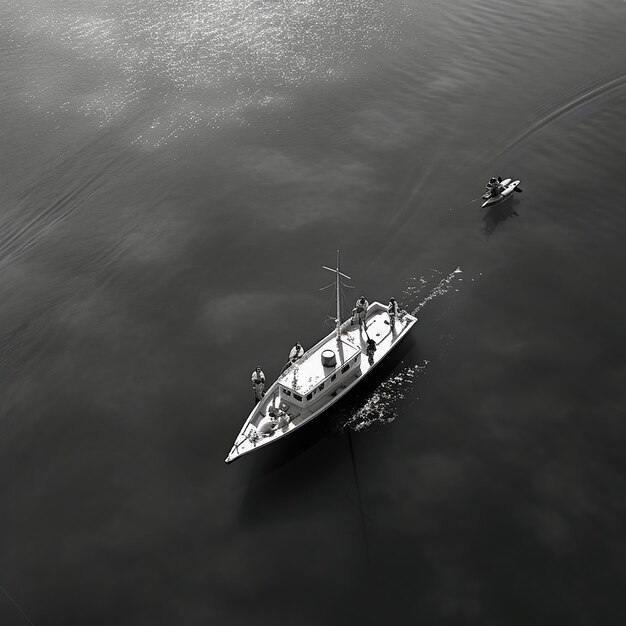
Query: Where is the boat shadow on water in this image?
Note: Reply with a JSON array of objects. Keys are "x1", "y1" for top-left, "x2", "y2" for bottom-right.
[{"x1": 482, "y1": 197, "x2": 520, "y2": 238}]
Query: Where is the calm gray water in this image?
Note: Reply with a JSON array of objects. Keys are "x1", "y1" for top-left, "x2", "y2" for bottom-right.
[{"x1": 1, "y1": 0, "x2": 625, "y2": 624}]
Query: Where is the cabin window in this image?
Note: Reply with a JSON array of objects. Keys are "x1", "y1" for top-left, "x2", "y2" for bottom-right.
[
  {"x1": 293, "y1": 394, "x2": 303, "y2": 402},
  {"x1": 306, "y1": 393, "x2": 312, "y2": 401},
  {"x1": 341, "y1": 364, "x2": 350, "y2": 373},
  {"x1": 331, "y1": 374, "x2": 336, "y2": 381},
  {"x1": 283, "y1": 389, "x2": 291, "y2": 396},
  {"x1": 319, "y1": 383, "x2": 325, "y2": 391}
]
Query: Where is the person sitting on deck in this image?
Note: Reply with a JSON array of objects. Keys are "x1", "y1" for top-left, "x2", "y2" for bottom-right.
[
  {"x1": 268, "y1": 407, "x2": 290, "y2": 429},
  {"x1": 253, "y1": 400, "x2": 300, "y2": 438},
  {"x1": 289, "y1": 341, "x2": 304, "y2": 363},
  {"x1": 354, "y1": 295, "x2": 369, "y2": 329},
  {"x1": 387, "y1": 297, "x2": 399, "y2": 326},
  {"x1": 256, "y1": 416, "x2": 277, "y2": 436},
  {"x1": 256, "y1": 407, "x2": 290, "y2": 436}
]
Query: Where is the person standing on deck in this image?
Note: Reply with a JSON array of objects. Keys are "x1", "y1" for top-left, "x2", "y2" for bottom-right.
[
  {"x1": 289, "y1": 341, "x2": 304, "y2": 364},
  {"x1": 251, "y1": 366, "x2": 266, "y2": 405},
  {"x1": 355, "y1": 295, "x2": 369, "y2": 330},
  {"x1": 387, "y1": 297, "x2": 399, "y2": 327},
  {"x1": 365, "y1": 336, "x2": 377, "y2": 366}
]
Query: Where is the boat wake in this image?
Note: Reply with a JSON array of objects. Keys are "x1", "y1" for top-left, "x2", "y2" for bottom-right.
[
  {"x1": 483, "y1": 72, "x2": 626, "y2": 164},
  {"x1": 406, "y1": 267, "x2": 463, "y2": 317},
  {"x1": 339, "y1": 361, "x2": 428, "y2": 433}
]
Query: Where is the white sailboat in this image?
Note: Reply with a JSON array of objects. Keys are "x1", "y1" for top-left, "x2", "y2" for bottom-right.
[{"x1": 224, "y1": 251, "x2": 418, "y2": 464}]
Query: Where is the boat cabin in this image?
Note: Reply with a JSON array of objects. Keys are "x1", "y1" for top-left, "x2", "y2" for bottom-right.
[{"x1": 277, "y1": 336, "x2": 361, "y2": 407}]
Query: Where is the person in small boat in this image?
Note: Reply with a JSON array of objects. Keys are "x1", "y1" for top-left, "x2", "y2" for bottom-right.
[
  {"x1": 289, "y1": 341, "x2": 304, "y2": 363},
  {"x1": 387, "y1": 297, "x2": 399, "y2": 326},
  {"x1": 365, "y1": 336, "x2": 377, "y2": 365},
  {"x1": 354, "y1": 295, "x2": 369, "y2": 329},
  {"x1": 486, "y1": 177, "x2": 502, "y2": 198},
  {"x1": 251, "y1": 366, "x2": 266, "y2": 405}
]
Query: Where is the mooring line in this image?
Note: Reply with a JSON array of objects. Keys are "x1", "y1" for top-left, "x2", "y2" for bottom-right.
[
  {"x1": 347, "y1": 430, "x2": 371, "y2": 568},
  {"x1": 0, "y1": 582, "x2": 35, "y2": 626}
]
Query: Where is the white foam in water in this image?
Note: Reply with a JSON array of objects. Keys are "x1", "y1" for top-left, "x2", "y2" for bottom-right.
[
  {"x1": 341, "y1": 361, "x2": 429, "y2": 432},
  {"x1": 409, "y1": 267, "x2": 462, "y2": 316}
]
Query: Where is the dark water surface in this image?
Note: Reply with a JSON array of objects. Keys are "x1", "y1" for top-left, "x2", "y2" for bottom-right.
[{"x1": 1, "y1": 0, "x2": 626, "y2": 624}]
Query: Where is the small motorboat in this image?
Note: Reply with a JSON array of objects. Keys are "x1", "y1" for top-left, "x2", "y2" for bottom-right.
[{"x1": 481, "y1": 178, "x2": 522, "y2": 208}]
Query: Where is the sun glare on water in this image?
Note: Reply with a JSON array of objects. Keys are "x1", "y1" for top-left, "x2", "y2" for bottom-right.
[{"x1": 8, "y1": 0, "x2": 403, "y2": 148}]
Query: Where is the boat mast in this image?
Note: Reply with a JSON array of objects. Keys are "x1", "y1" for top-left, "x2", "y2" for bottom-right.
[
  {"x1": 335, "y1": 249, "x2": 341, "y2": 342},
  {"x1": 322, "y1": 249, "x2": 351, "y2": 344}
]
